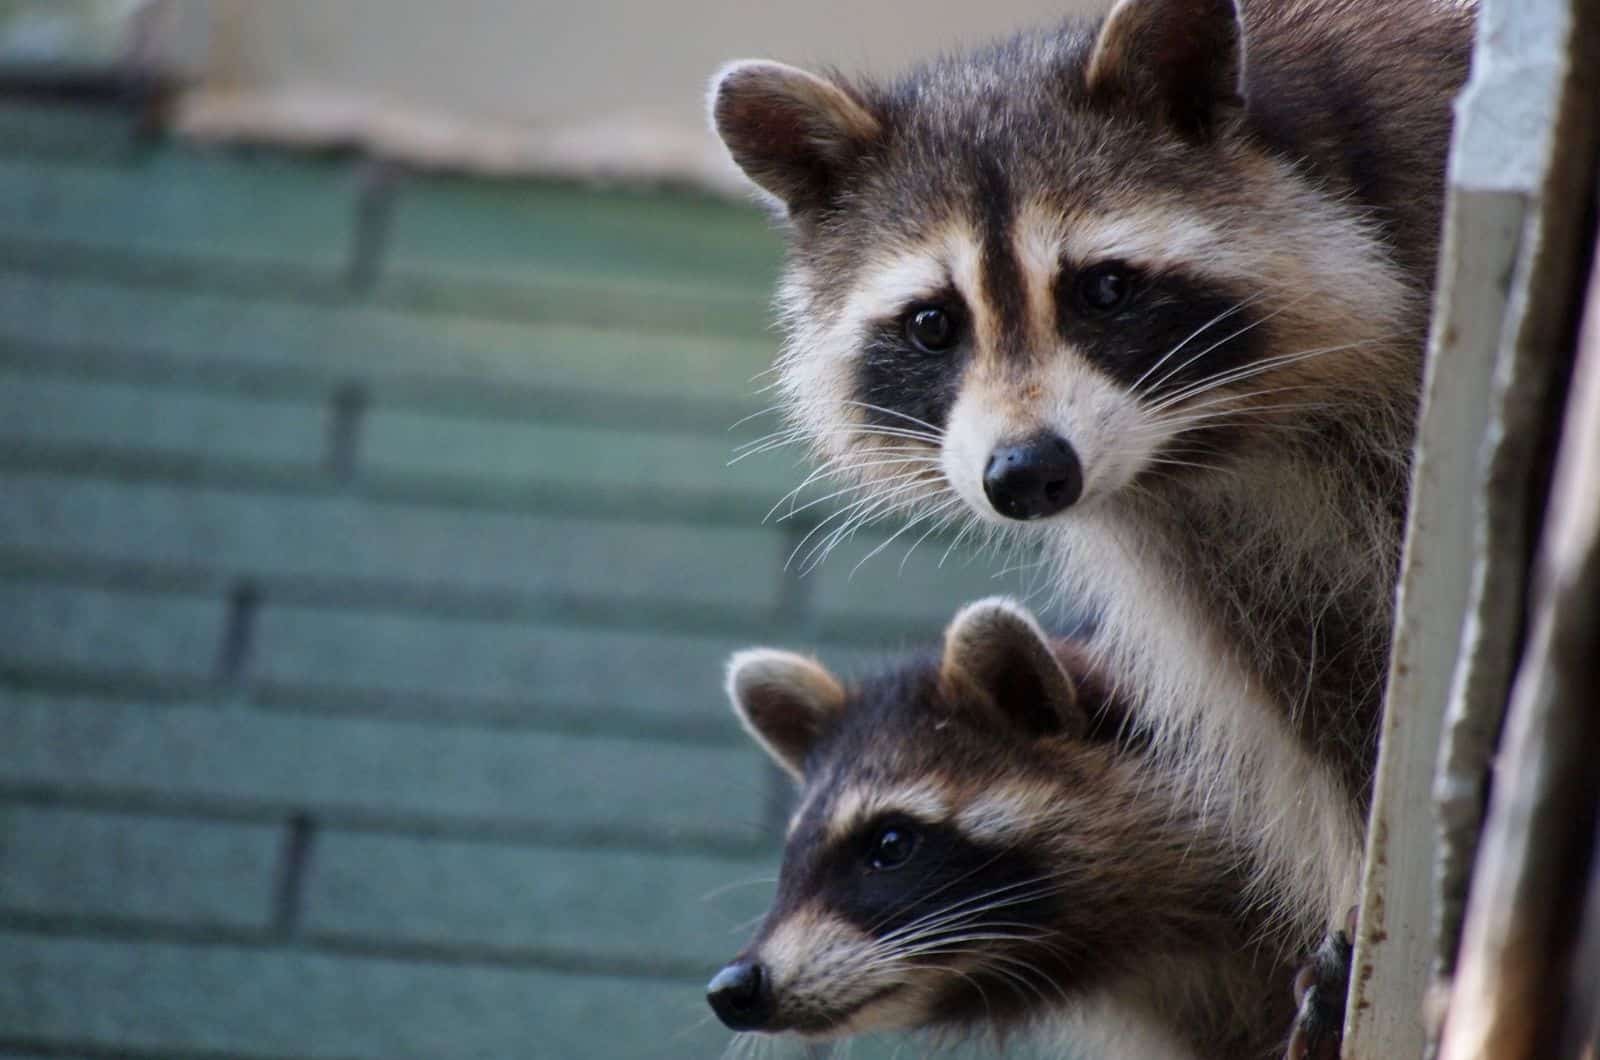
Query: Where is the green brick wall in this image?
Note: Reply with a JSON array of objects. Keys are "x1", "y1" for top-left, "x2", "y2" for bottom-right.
[{"x1": 0, "y1": 99, "x2": 1058, "y2": 1060}]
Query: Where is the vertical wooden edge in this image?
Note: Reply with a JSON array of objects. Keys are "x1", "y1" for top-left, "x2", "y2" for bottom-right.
[
  {"x1": 1437, "y1": 206, "x2": 1600, "y2": 1060},
  {"x1": 1342, "y1": 187, "x2": 1525, "y2": 1059},
  {"x1": 1349, "y1": 0, "x2": 1600, "y2": 1052}
]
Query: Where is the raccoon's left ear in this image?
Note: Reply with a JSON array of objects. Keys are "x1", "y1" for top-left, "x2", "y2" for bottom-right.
[
  {"x1": 1084, "y1": 0, "x2": 1245, "y2": 141},
  {"x1": 709, "y1": 60, "x2": 882, "y2": 215},
  {"x1": 940, "y1": 598, "x2": 1085, "y2": 741},
  {"x1": 726, "y1": 649, "x2": 848, "y2": 782}
]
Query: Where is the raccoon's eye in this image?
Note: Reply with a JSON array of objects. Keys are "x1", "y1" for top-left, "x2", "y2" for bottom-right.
[
  {"x1": 866, "y1": 824, "x2": 920, "y2": 872},
  {"x1": 1074, "y1": 262, "x2": 1137, "y2": 315},
  {"x1": 903, "y1": 306, "x2": 958, "y2": 353}
]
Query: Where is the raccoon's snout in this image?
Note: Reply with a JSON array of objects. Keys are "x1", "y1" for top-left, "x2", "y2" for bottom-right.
[
  {"x1": 707, "y1": 958, "x2": 774, "y2": 1031},
  {"x1": 983, "y1": 433, "x2": 1083, "y2": 520}
]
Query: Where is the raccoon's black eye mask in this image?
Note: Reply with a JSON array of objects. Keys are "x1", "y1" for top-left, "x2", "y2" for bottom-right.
[
  {"x1": 1054, "y1": 264, "x2": 1264, "y2": 397},
  {"x1": 855, "y1": 289, "x2": 971, "y2": 433},
  {"x1": 823, "y1": 817, "x2": 1052, "y2": 940}
]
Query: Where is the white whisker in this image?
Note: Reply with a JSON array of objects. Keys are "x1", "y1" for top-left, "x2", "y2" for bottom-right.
[
  {"x1": 845, "y1": 495, "x2": 965, "y2": 579},
  {"x1": 839, "y1": 399, "x2": 947, "y2": 436},
  {"x1": 897, "y1": 499, "x2": 966, "y2": 574},
  {"x1": 1138, "y1": 292, "x2": 1315, "y2": 400},
  {"x1": 775, "y1": 466, "x2": 941, "y2": 524},
  {"x1": 1147, "y1": 341, "x2": 1371, "y2": 415},
  {"x1": 726, "y1": 404, "x2": 788, "y2": 432},
  {"x1": 1129, "y1": 292, "x2": 1267, "y2": 397}
]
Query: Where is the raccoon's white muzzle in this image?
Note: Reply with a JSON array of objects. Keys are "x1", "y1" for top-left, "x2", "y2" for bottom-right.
[{"x1": 941, "y1": 361, "x2": 1160, "y2": 524}]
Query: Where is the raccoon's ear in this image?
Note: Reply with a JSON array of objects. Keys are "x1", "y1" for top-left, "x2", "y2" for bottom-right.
[
  {"x1": 940, "y1": 597, "x2": 1085, "y2": 741},
  {"x1": 709, "y1": 60, "x2": 881, "y2": 215},
  {"x1": 726, "y1": 649, "x2": 847, "y2": 781},
  {"x1": 1084, "y1": 0, "x2": 1245, "y2": 141}
]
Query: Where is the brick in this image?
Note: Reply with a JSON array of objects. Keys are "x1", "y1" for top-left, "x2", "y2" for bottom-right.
[
  {"x1": 0, "y1": 806, "x2": 279, "y2": 930},
  {"x1": 0, "y1": 693, "x2": 768, "y2": 845},
  {"x1": 0, "y1": 148, "x2": 356, "y2": 276},
  {"x1": 360, "y1": 404, "x2": 797, "y2": 505},
  {"x1": 252, "y1": 605, "x2": 751, "y2": 729},
  {"x1": 0, "y1": 100, "x2": 138, "y2": 163},
  {"x1": 0, "y1": 371, "x2": 325, "y2": 469},
  {"x1": 0, "y1": 473, "x2": 787, "y2": 613},
  {"x1": 388, "y1": 178, "x2": 781, "y2": 291},
  {"x1": 302, "y1": 830, "x2": 773, "y2": 971},
  {"x1": 0, "y1": 934, "x2": 728, "y2": 1058},
  {"x1": 0, "y1": 581, "x2": 223, "y2": 680},
  {"x1": 0, "y1": 269, "x2": 777, "y2": 406}
]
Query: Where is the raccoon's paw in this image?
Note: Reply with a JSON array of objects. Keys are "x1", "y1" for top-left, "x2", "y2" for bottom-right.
[{"x1": 1284, "y1": 912, "x2": 1355, "y2": 1060}]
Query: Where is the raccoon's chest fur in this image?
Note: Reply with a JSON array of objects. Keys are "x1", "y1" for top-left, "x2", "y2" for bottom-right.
[
  {"x1": 1160, "y1": 421, "x2": 1414, "y2": 806},
  {"x1": 1053, "y1": 521, "x2": 1369, "y2": 926},
  {"x1": 1009, "y1": 347, "x2": 1419, "y2": 940}
]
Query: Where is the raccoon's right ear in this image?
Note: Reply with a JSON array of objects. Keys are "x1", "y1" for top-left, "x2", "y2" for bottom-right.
[
  {"x1": 709, "y1": 60, "x2": 881, "y2": 215},
  {"x1": 1084, "y1": 0, "x2": 1245, "y2": 141},
  {"x1": 726, "y1": 649, "x2": 847, "y2": 781},
  {"x1": 940, "y1": 597, "x2": 1086, "y2": 741}
]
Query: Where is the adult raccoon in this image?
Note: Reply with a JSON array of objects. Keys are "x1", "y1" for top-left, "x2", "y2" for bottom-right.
[{"x1": 709, "y1": 0, "x2": 1472, "y2": 938}]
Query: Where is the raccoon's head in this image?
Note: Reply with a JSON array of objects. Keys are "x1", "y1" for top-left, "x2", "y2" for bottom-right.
[
  {"x1": 709, "y1": 598, "x2": 1142, "y2": 1040},
  {"x1": 710, "y1": 0, "x2": 1414, "y2": 534}
]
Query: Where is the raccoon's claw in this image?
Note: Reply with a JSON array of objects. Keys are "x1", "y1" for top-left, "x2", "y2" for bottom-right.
[{"x1": 1285, "y1": 917, "x2": 1354, "y2": 1060}]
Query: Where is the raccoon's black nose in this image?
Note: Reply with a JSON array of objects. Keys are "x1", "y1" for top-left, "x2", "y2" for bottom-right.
[
  {"x1": 983, "y1": 433, "x2": 1083, "y2": 519},
  {"x1": 707, "y1": 959, "x2": 773, "y2": 1031}
]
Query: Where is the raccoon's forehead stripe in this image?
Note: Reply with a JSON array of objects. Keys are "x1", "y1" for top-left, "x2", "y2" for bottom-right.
[
  {"x1": 825, "y1": 779, "x2": 952, "y2": 842},
  {"x1": 973, "y1": 156, "x2": 1029, "y2": 356}
]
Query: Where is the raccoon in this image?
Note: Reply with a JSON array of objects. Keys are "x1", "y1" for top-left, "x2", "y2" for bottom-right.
[
  {"x1": 709, "y1": 0, "x2": 1473, "y2": 933},
  {"x1": 709, "y1": 598, "x2": 1303, "y2": 1059}
]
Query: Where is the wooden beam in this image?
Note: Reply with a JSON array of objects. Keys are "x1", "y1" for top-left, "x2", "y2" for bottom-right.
[{"x1": 1437, "y1": 206, "x2": 1600, "y2": 1060}]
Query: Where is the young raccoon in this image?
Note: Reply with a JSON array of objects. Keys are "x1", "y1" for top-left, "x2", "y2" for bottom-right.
[
  {"x1": 710, "y1": 598, "x2": 1302, "y2": 1059},
  {"x1": 709, "y1": 0, "x2": 1473, "y2": 933}
]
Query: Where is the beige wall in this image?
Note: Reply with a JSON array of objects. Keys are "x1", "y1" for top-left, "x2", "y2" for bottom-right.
[{"x1": 176, "y1": 0, "x2": 1109, "y2": 189}]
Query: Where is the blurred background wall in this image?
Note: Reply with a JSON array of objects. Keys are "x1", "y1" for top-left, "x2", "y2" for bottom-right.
[
  {"x1": 177, "y1": 0, "x2": 1109, "y2": 188},
  {"x1": 0, "y1": 2, "x2": 1098, "y2": 1058}
]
